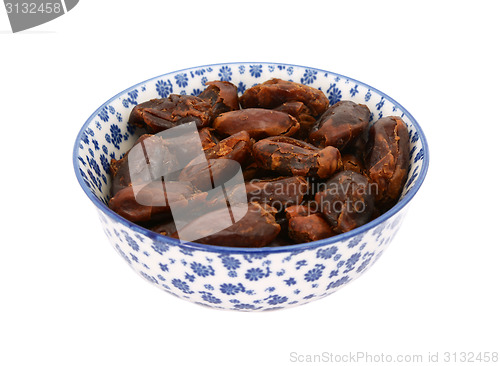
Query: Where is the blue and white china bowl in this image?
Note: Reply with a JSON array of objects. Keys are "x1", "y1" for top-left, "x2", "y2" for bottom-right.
[{"x1": 73, "y1": 62, "x2": 429, "y2": 311}]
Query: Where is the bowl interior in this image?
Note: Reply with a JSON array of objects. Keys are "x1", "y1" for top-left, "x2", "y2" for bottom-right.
[{"x1": 74, "y1": 62, "x2": 428, "y2": 246}]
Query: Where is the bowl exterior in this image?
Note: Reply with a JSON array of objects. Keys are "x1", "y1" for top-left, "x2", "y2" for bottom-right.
[
  {"x1": 74, "y1": 62, "x2": 428, "y2": 311},
  {"x1": 97, "y1": 206, "x2": 407, "y2": 311}
]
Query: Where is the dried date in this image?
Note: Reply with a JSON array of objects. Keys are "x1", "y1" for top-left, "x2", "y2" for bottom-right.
[
  {"x1": 213, "y1": 109, "x2": 299, "y2": 139},
  {"x1": 108, "y1": 181, "x2": 195, "y2": 223},
  {"x1": 284, "y1": 203, "x2": 318, "y2": 219},
  {"x1": 341, "y1": 153, "x2": 366, "y2": 174},
  {"x1": 309, "y1": 101, "x2": 370, "y2": 150},
  {"x1": 365, "y1": 116, "x2": 410, "y2": 208},
  {"x1": 109, "y1": 134, "x2": 174, "y2": 195},
  {"x1": 179, "y1": 131, "x2": 252, "y2": 191},
  {"x1": 128, "y1": 94, "x2": 212, "y2": 133},
  {"x1": 239, "y1": 78, "x2": 329, "y2": 116},
  {"x1": 204, "y1": 130, "x2": 252, "y2": 163},
  {"x1": 198, "y1": 80, "x2": 239, "y2": 117},
  {"x1": 198, "y1": 127, "x2": 220, "y2": 151},
  {"x1": 315, "y1": 170, "x2": 375, "y2": 234},
  {"x1": 274, "y1": 101, "x2": 316, "y2": 138},
  {"x1": 252, "y1": 136, "x2": 342, "y2": 178},
  {"x1": 178, "y1": 158, "x2": 241, "y2": 192},
  {"x1": 287, "y1": 211, "x2": 335, "y2": 243},
  {"x1": 172, "y1": 202, "x2": 281, "y2": 247}
]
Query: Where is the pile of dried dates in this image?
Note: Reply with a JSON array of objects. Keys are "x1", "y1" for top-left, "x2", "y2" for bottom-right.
[{"x1": 108, "y1": 78, "x2": 410, "y2": 248}]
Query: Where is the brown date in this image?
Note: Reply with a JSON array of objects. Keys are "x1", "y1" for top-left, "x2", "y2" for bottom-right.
[
  {"x1": 198, "y1": 80, "x2": 239, "y2": 117},
  {"x1": 160, "y1": 127, "x2": 221, "y2": 176},
  {"x1": 172, "y1": 202, "x2": 281, "y2": 248},
  {"x1": 108, "y1": 181, "x2": 196, "y2": 223},
  {"x1": 213, "y1": 109, "x2": 299, "y2": 139},
  {"x1": 286, "y1": 210, "x2": 335, "y2": 243},
  {"x1": 274, "y1": 101, "x2": 316, "y2": 138},
  {"x1": 128, "y1": 94, "x2": 212, "y2": 133},
  {"x1": 284, "y1": 203, "x2": 319, "y2": 219},
  {"x1": 239, "y1": 78, "x2": 329, "y2": 117},
  {"x1": 365, "y1": 116, "x2": 410, "y2": 208},
  {"x1": 252, "y1": 136, "x2": 342, "y2": 178},
  {"x1": 178, "y1": 158, "x2": 240, "y2": 192},
  {"x1": 198, "y1": 127, "x2": 220, "y2": 151},
  {"x1": 148, "y1": 220, "x2": 178, "y2": 237},
  {"x1": 309, "y1": 101, "x2": 370, "y2": 150},
  {"x1": 245, "y1": 176, "x2": 309, "y2": 209},
  {"x1": 179, "y1": 131, "x2": 252, "y2": 191},
  {"x1": 315, "y1": 170, "x2": 375, "y2": 234},
  {"x1": 109, "y1": 134, "x2": 174, "y2": 196},
  {"x1": 341, "y1": 153, "x2": 366, "y2": 175},
  {"x1": 242, "y1": 162, "x2": 260, "y2": 181},
  {"x1": 204, "y1": 130, "x2": 252, "y2": 163}
]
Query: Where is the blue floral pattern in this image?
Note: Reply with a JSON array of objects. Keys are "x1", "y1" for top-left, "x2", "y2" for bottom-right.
[
  {"x1": 218, "y1": 66, "x2": 232, "y2": 81},
  {"x1": 327, "y1": 83, "x2": 342, "y2": 105},
  {"x1": 75, "y1": 63, "x2": 428, "y2": 311},
  {"x1": 249, "y1": 64, "x2": 263, "y2": 78},
  {"x1": 175, "y1": 73, "x2": 189, "y2": 88},
  {"x1": 300, "y1": 69, "x2": 317, "y2": 85},
  {"x1": 156, "y1": 79, "x2": 173, "y2": 98}
]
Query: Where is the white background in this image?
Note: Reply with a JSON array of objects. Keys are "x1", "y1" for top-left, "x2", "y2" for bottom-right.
[{"x1": 1, "y1": 1, "x2": 499, "y2": 365}]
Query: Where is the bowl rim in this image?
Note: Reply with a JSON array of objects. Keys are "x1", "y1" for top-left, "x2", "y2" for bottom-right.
[{"x1": 73, "y1": 61, "x2": 429, "y2": 254}]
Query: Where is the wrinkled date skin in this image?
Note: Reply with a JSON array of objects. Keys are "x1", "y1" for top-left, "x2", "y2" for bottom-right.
[
  {"x1": 365, "y1": 116, "x2": 410, "y2": 208},
  {"x1": 309, "y1": 101, "x2": 370, "y2": 150},
  {"x1": 198, "y1": 127, "x2": 220, "y2": 151},
  {"x1": 315, "y1": 170, "x2": 375, "y2": 234},
  {"x1": 178, "y1": 158, "x2": 240, "y2": 192},
  {"x1": 163, "y1": 127, "x2": 220, "y2": 163},
  {"x1": 285, "y1": 205, "x2": 335, "y2": 243},
  {"x1": 179, "y1": 131, "x2": 252, "y2": 191},
  {"x1": 274, "y1": 101, "x2": 316, "y2": 138},
  {"x1": 341, "y1": 153, "x2": 366, "y2": 175},
  {"x1": 110, "y1": 134, "x2": 174, "y2": 196},
  {"x1": 128, "y1": 94, "x2": 212, "y2": 133},
  {"x1": 284, "y1": 203, "x2": 318, "y2": 219},
  {"x1": 172, "y1": 202, "x2": 281, "y2": 248},
  {"x1": 246, "y1": 176, "x2": 308, "y2": 209},
  {"x1": 198, "y1": 80, "x2": 239, "y2": 117},
  {"x1": 252, "y1": 136, "x2": 342, "y2": 178},
  {"x1": 213, "y1": 109, "x2": 299, "y2": 139},
  {"x1": 204, "y1": 130, "x2": 252, "y2": 163},
  {"x1": 239, "y1": 78, "x2": 329, "y2": 117},
  {"x1": 108, "y1": 181, "x2": 195, "y2": 223}
]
